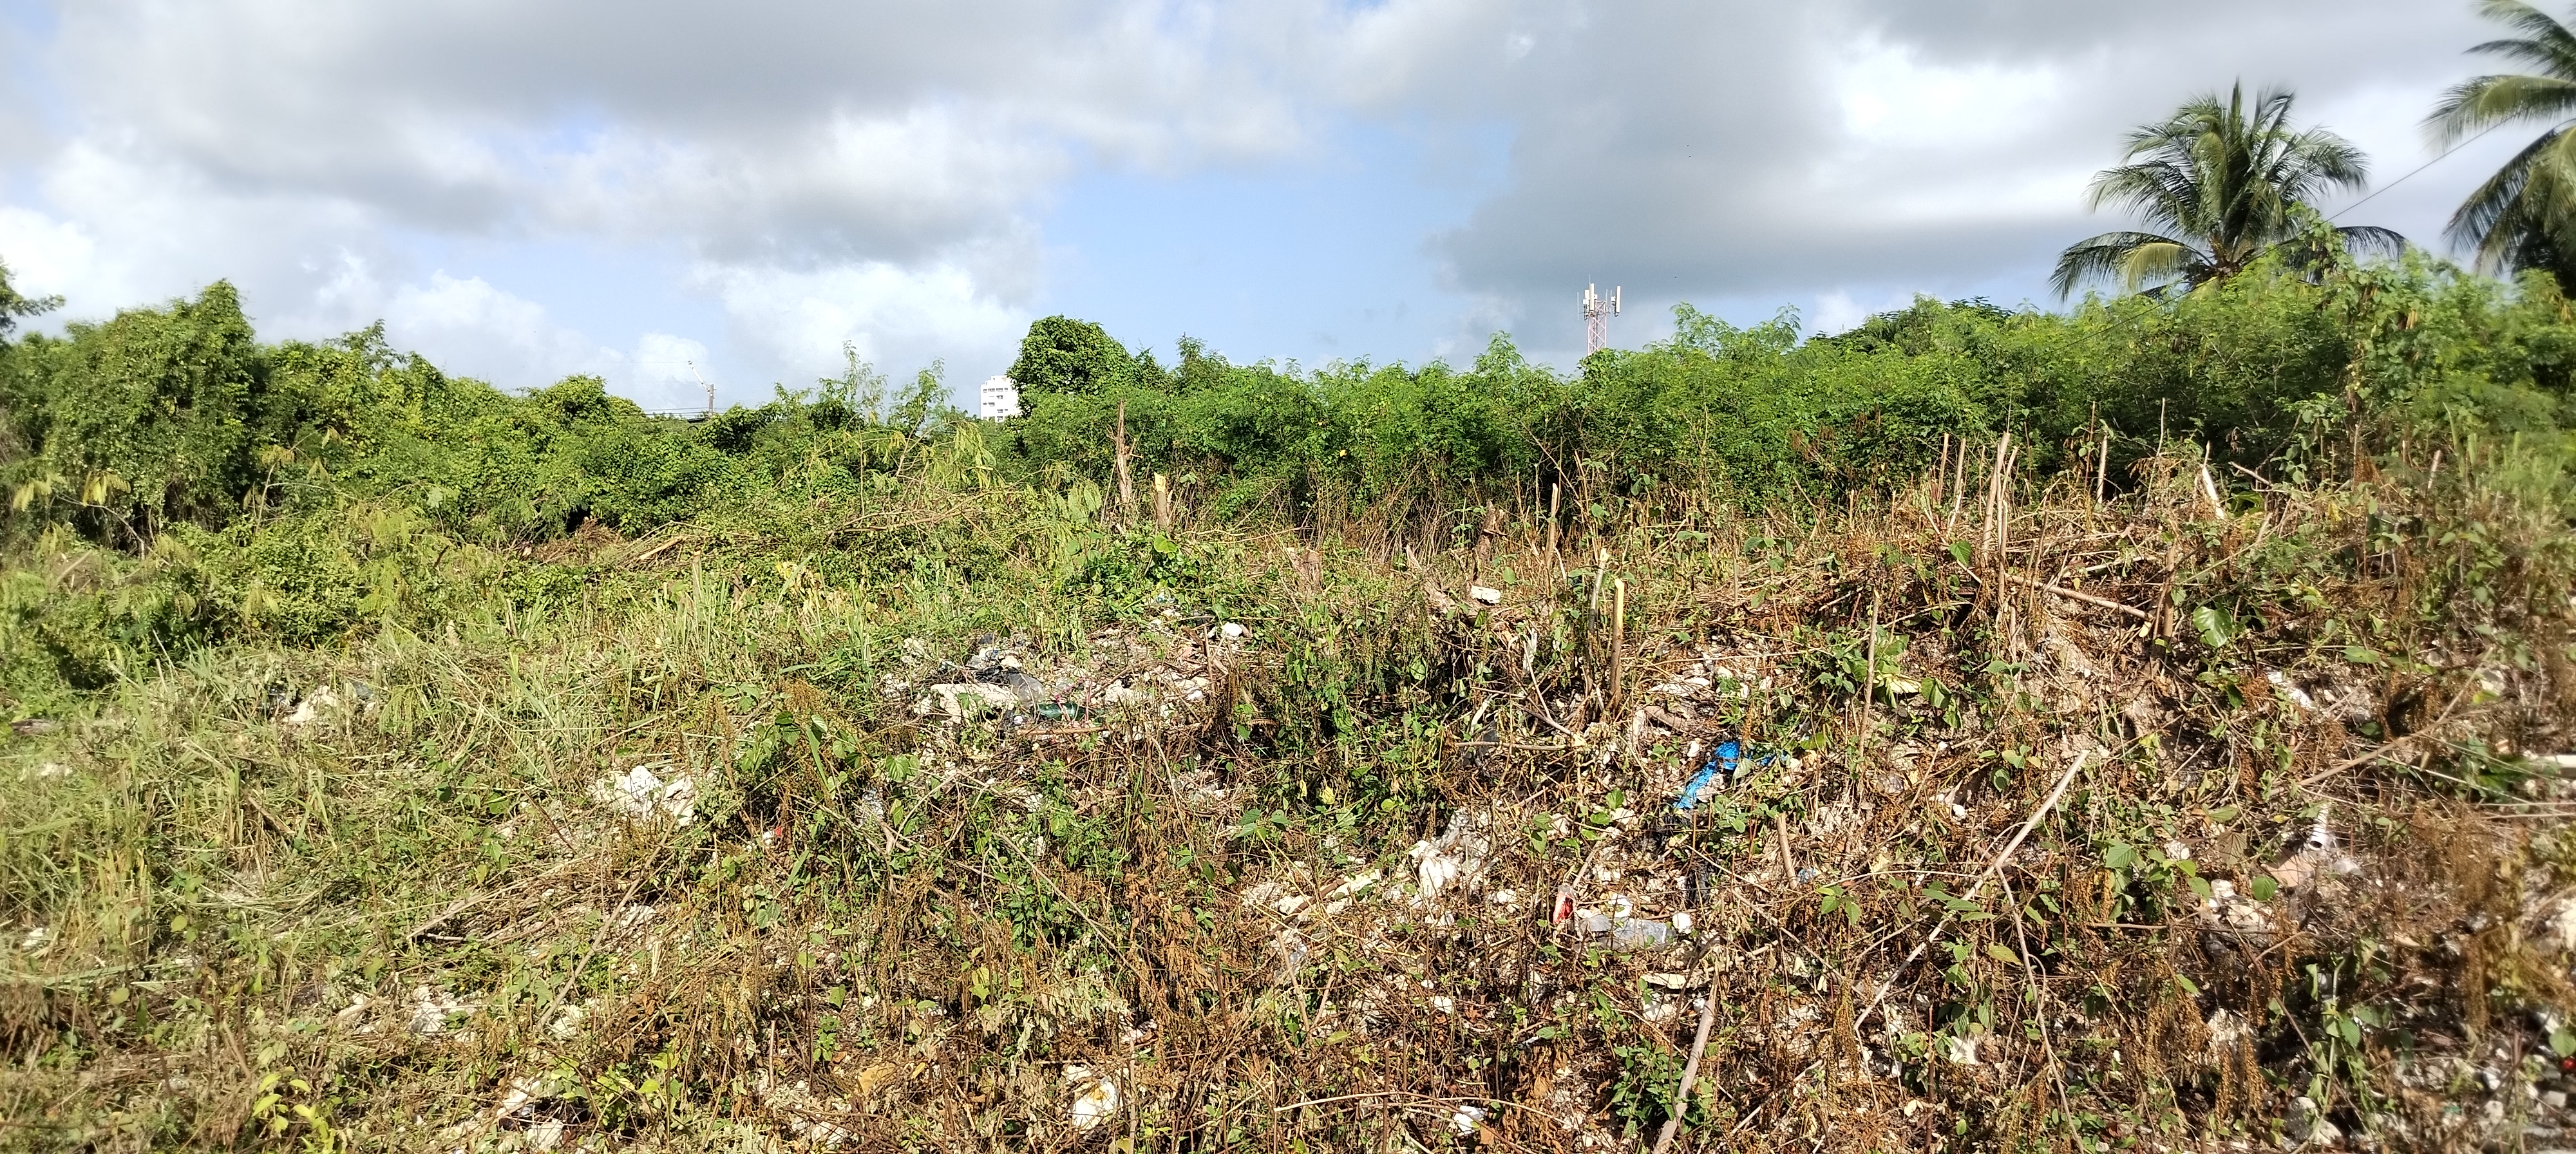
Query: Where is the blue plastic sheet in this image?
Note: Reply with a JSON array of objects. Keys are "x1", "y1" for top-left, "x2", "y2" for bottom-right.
[{"x1": 1673, "y1": 738, "x2": 1777, "y2": 811}]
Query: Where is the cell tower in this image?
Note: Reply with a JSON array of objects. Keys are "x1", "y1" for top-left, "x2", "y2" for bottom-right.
[{"x1": 1582, "y1": 283, "x2": 1621, "y2": 355}]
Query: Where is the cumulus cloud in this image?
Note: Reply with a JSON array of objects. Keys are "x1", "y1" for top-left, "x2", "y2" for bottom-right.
[
  {"x1": 0, "y1": 0, "x2": 1342, "y2": 394},
  {"x1": 1382, "y1": 0, "x2": 2506, "y2": 351},
  {"x1": 0, "y1": 0, "x2": 2535, "y2": 378},
  {"x1": 698, "y1": 260, "x2": 1031, "y2": 388}
]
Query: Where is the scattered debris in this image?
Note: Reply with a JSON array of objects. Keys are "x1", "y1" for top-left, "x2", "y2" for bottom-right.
[
  {"x1": 406, "y1": 986, "x2": 474, "y2": 1036},
  {"x1": 2205, "y1": 1008, "x2": 2249, "y2": 1057},
  {"x1": 2197, "y1": 879, "x2": 2271, "y2": 943},
  {"x1": 1220, "y1": 621, "x2": 1247, "y2": 639},
  {"x1": 28, "y1": 762, "x2": 69, "y2": 780},
  {"x1": 1325, "y1": 869, "x2": 1381, "y2": 902},
  {"x1": 917, "y1": 681, "x2": 1021, "y2": 719},
  {"x1": 1065, "y1": 1066, "x2": 1121, "y2": 1131},
  {"x1": 1674, "y1": 739, "x2": 1775, "y2": 810},
  {"x1": 1410, "y1": 809, "x2": 1492, "y2": 904},
  {"x1": 2282, "y1": 1095, "x2": 2342, "y2": 1147},
  {"x1": 545, "y1": 1004, "x2": 586, "y2": 1041},
  {"x1": 2264, "y1": 669, "x2": 2318, "y2": 711},
  {"x1": 283, "y1": 686, "x2": 341, "y2": 727},
  {"x1": 11, "y1": 718, "x2": 62, "y2": 736},
  {"x1": 2550, "y1": 899, "x2": 2576, "y2": 955},
  {"x1": 1468, "y1": 585, "x2": 1502, "y2": 605},
  {"x1": 591, "y1": 764, "x2": 697, "y2": 824},
  {"x1": 1944, "y1": 1034, "x2": 1980, "y2": 1066},
  {"x1": 1448, "y1": 1103, "x2": 1489, "y2": 1135},
  {"x1": 2268, "y1": 809, "x2": 2362, "y2": 891}
]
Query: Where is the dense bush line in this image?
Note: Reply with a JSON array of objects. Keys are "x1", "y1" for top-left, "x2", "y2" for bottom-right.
[{"x1": 3, "y1": 250, "x2": 2575, "y2": 709}]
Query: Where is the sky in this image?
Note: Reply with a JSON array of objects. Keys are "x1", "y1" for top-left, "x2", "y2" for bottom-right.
[{"x1": 0, "y1": 0, "x2": 2546, "y2": 410}]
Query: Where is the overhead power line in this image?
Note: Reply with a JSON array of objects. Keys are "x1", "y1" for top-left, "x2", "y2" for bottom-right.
[{"x1": 2329, "y1": 120, "x2": 2508, "y2": 222}]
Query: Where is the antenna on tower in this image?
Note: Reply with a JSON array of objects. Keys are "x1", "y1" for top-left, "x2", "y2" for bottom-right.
[
  {"x1": 688, "y1": 361, "x2": 712, "y2": 416},
  {"x1": 1582, "y1": 283, "x2": 1622, "y2": 355}
]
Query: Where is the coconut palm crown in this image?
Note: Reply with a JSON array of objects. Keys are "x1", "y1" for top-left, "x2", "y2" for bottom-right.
[
  {"x1": 2053, "y1": 83, "x2": 2401, "y2": 298},
  {"x1": 2427, "y1": 1, "x2": 2576, "y2": 287}
]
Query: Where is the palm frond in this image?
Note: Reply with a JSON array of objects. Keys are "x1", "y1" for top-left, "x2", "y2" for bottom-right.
[
  {"x1": 2447, "y1": 124, "x2": 2576, "y2": 273},
  {"x1": 2469, "y1": 0, "x2": 2576, "y2": 61},
  {"x1": 2115, "y1": 241, "x2": 2207, "y2": 294},
  {"x1": 2052, "y1": 232, "x2": 2208, "y2": 299},
  {"x1": 2333, "y1": 225, "x2": 2408, "y2": 259},
  {"x1": 2428, "y1": 74, "x2": 2576, "y2": 144}
]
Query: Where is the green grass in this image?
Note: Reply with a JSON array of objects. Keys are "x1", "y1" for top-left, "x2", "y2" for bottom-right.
[{"x1": 8, "y1": 425, "x2": 2576, "y2": 1151}]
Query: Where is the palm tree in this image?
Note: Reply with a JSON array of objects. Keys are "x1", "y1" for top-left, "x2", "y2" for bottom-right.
[
  {"x1": 2053, "y1": 84, "x2": 2401, "y2": 298},
  {"x1": 2427, "y1": 1, "x2": 2576, "y2": 288}
]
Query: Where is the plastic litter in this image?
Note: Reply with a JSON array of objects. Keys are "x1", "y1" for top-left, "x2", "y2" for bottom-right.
[
  {"x1": 406, "y1": 986, "x2": 475, "y2": 1036},
  {"x1": 1409, "y1": 809, "x2": 1492, "y2": 904},
  {"x1": 1065, "y1": 1067, "x2": 1121, "y2": 1131},
  {"x1": 1448, "y1": 1104, "x2": 1489, "y2": 1135},
  {"x1": 975, "y1": 667, "x2": 1047, "y2": 699},
  {"x1": 1609, "y1": 919, "x2": 1678, "y2": 951},
  {"x1": 919, "y1": 682, "x2": 1019, "y2": 719},
  {"x1": 1468, "y1": 585, "x2": 1502, "y2": 605},
  {"x1": 1675, "y1": 738, "x2": 1777, "y2": 811},
  {"x1": 1575, "y1": 896, "x2": 1681, "y2": 951},
  {"x1": 1944, "y1": 1034, "x2": 1980, "y2": 1065},
  {"x1": 592, "y1": 764, "x2": 697, "y2": 824},
  {"x1": 283, "y1": 686, "x2": 341, "y2": 728},
  {"x1": 2263, "y1": 670, "x2": 2317, "y2": 711},
  {"x1": 2268, "y1": 807, "x2": 2362, "y2": 891},
  {"x1": 1325, "y1": 869, "x2": 1381, "y2": 900}
]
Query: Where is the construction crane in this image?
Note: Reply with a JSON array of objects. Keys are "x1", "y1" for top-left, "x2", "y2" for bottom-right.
[{"x1": 1583, "y1": 284, "x2": 1620, "y2": 355}]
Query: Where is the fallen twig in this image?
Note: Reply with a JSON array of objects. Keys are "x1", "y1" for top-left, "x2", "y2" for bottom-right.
[
  {"x1": 1648, "y1": 946, "x2": 1722, "y2": 1154},
  {"x1": 2003, "y1": 572, "x2": 2148, "y2": 620},
  {"x1": 1857, "y1": 748, "x2": 2090, "y2": 1035},
  {"x1": 627, "y1": 533, "x2": 692, "y2": 564}
]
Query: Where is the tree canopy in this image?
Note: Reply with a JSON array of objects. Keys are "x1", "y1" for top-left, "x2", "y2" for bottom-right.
[
  {"x1": 2054, "y1": 84, "x2": 2400, "y2": 298},
  {"x1": 2428, "y1": 0, "x2": 2576, "y2": 288}
]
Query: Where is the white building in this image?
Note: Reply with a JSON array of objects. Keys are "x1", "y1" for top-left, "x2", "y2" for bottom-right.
[{"x1": 979, "y1": 375, "x2": 1021, "y2": 420}]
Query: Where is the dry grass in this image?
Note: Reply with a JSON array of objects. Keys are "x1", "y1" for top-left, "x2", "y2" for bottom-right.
[{"x1": 5, "y1": 442, "x2": 2576, "y2": 1153}]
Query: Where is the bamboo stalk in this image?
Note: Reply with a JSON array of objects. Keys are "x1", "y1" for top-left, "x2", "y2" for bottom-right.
[
  {"x1": 2094, "y1": 424, "x2": 2110, "y2": 506},
  {"x1": 1113, "y1": 400, "x2": 1135, "y2": 521},
  {"x1": 1546, "y1": 483, "x2": 1562, "y2": 569},
  {"x1": 1610, "y1": 577, "x2": 1627, "y2": 712}
]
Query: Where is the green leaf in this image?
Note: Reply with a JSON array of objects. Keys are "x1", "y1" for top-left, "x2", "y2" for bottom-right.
[
  {"x1": 1985, "y1": 942, "x2": 2020, "y2": 965},
  {"x1": 1949, "y1": 540, "x2": 1973, "y2": 567},
  {"x1": 2187, "y1": 875, "x2": 2213, "y2": 900},
  {"x1": 2103, "y1": 843, "x2": 2137, "y2": 869},
  {"x1": 2344, "y1": 645, "x2": 2380, "y2": 665},
  {"x1": 2189, "y1": 605, "x2": 2234, "y2": 649},
  {"x1": 2208, "y1": 805, "x2": 2240, "y2": 826},
  {"x1": 2249, "y1": 875, "x2": 2278, "y2": 901},
  {"x1": 2553, "y1": 1028, "x2": 2576, "y2": 1058}
]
